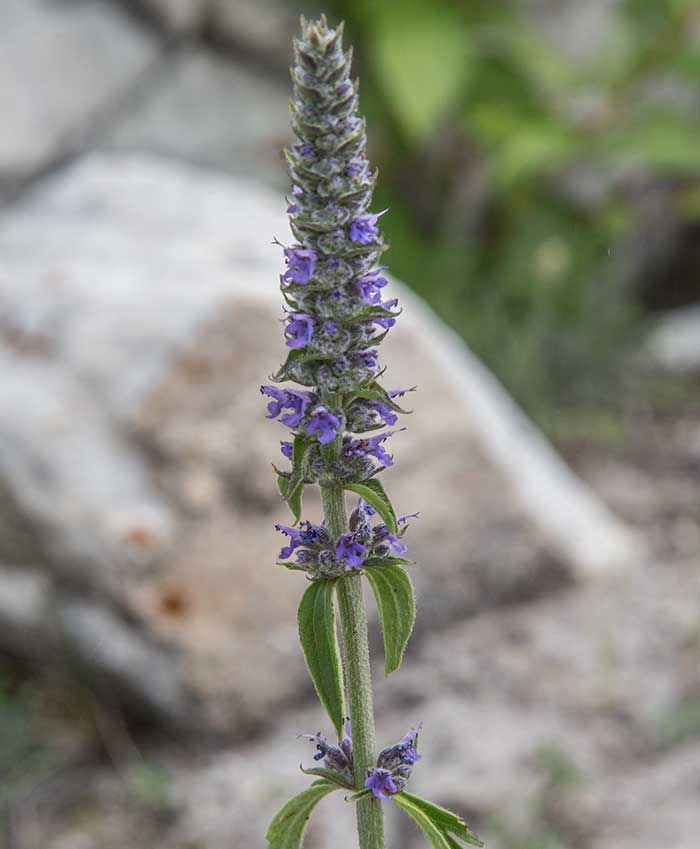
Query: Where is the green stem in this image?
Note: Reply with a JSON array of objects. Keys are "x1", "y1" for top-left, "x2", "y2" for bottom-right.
[{"x1": 321, "y1": 484, "x2": 385, "y2": 849}]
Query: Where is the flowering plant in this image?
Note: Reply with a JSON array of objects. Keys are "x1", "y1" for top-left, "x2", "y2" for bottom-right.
[{"x1": 263, "y1": 15, "x2": 482, "y2": 849}]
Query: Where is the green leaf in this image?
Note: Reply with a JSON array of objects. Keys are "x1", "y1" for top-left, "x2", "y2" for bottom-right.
[
  {"x1": 364, "y1": 564, "x2": 415, "y2": 674},
  {"x1": 362, "y1": 556, "x2": 413, "y2": 569},
  {"x1": 298, "y1": 581, "x2": 346, "y2": 736},
  {"x1": 278, "y1": 435, "x2": 314, "y2": 523},
  {"x1": 277, "y1": 475, "x2": 304, "y2": 524},
  {"x1": 345, "y1": 478, "x2": 398, "y2": 534},
  {"x1": 369, "y1": 0, "x2": 473, "y2": 141},
  {"x1": 277, "y1": 561, "x2": 307, "y2": 571},
  {"x1": 351, "y1": 383, "x2": 413, "y2": 414},
  {"x1": 397, "y1": 792, "x2": 484, "y2": 847},
  {"x1": 391, "y1": 793, "x2": 453, "y2": 849},
  {"x1": 266, "y1": 780, "x2": 338, "y2": 849},
  {"x1": 344, "y1": 787, "x2": 374, "y2": 803},
  {"x1": 599, "y1": 112, "x2": 700, "y2": 172},
  {"x1": 300, "y1": 765, "x2": 354, "y2": 790},
  {"x1": 272, "y1": 347, "x2": 326, "y2": 382}
]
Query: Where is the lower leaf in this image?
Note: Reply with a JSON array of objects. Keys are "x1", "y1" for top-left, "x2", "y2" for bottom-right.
[
  {"x1": 364, "y1": 564, "x2": 416, "y2": 674},
  {"x1": 397, "y1": 791, "x2": 483, "y2": 847},
  {"x1": 266, "y1": 780, "x2": 338, "y2": 849},
  {"x1": 298, "y1": 580, "x2": 346, "y2": 736},
  {"x1": 392, "y1": 793, "x2": 453, "y2": 849}
]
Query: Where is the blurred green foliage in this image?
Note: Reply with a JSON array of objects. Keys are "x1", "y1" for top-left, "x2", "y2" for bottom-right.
[{"x1": 326, "y1": 0, "x2": 700, "y2": 433}]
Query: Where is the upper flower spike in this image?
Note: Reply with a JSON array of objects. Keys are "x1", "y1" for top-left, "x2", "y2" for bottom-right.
[
  {"x1": 268, "y1": 13, "x2": 399, "y2": 405},
  {"x1": 263, "y1": 13, "x2": 412, "y2": 557}
]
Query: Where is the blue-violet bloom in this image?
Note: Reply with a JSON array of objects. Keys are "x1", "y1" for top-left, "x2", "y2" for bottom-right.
[
  {"x1": 285, "y1": 313, "x2": 315, "y2": 348},
  {"x1": 336, "y1": 533, "x2": 367, "y2": 568},
  {"x1": 306, "y1": 406, "x2": 341, "y2": 444},
  {"x1": 282, "y1": 247, "x2": 318, "y2": 285},
  {"x1": 261, "y1": 385, "x2": 314, "y2": 427},
  {"x1": 349, "y1": 213, "x2": 380, "y2": 245}
]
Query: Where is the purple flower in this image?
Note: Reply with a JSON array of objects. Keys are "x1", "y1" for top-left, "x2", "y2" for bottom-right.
[
  {"x1": 280, "y1": 441, "x2": 293, "y2": 459},
  {"x1": 346, "y1": 162, "x2": 362, "y2": 177},
  {"x1": 374, "y1": 317, "x2": 396, "y2": 329},
  {"x1": 389, "y1": 387, "x2": 416, "y2": 399},
  {"x1": 261, "y1": 385, "x2": 314, "y2": 427},
  {"x1": 285, "y1": 313, "x2": 314, "y2": 348},
  {"x1": 336, "y1": 533, "x2": 367, "y2": 568},
  {"x1": 378, "y1": 725, "x2": 422, "y2": 769},
  {"x1": 374, "y1": 525, "x2": 408, "y2": 555},
  {"x1": 287, "y1": 203, "x2": 300, "y2": 216},
  {"x1": 350, "y1": 213, "x2": 380, "y2": 244},
  {"x1": 344, "y1": 429, "x2": 404, "y2": 467},
  {"x1": 348, "y1": 497, "x2": 375, "y2": 532},
  {"x1": 356, "y1": 270, "x2": 388, "y2": 305},
  {"x1": 275, "y1": 524, "x2": 305, "y2": 560},
  {"x1": 374, "y1": 297, "x2": 399, "y2": 329},
  {"x1": 367, "y1": 400, "x2": 398, "y2": 426},
  {"x1": 396, "y1": 727, "x2": 422, "y2": 765},
  {"x1": 306, "y1": 406, "x2": 340, "y2": 444},
  {"x1": 365, "y1": 725, "x2": 422, "y2": 798},
  {"x1": 302, "y1": 720, "x2": 353, "y2": 775},
  {"x1": 364, "y1": 769, "x2": 398, "y2": 800},
  {"x1": 354, "y1": 349, "x2": 379, "y2": 369},
  {"x1": 275, "y1": 521, "x2": 328, "y2": 560},
  {"x1": 298, "y1": 142, "x2": 316, "y2": 158},
  {"x1": 282, "y1": 247, "x2": 318, "y2": 285},
  {"x1": 322, "y1": 321, "x2": 339, "y2": 337},
  {"x1": 292, "y1": 184, "x2": 304, "y2": 196}
]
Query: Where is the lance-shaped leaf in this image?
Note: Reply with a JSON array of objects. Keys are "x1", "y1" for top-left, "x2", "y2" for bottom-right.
[
  {"x1": 266, "y1": 779, "x2": 338, "y2": 849},
  {"x1": 300, "y1": 765, "x2": 354, "y2": 790},
  {"x1": 392, "y1": 793, "x2": 453, "y2": 849},
  {"x1": 279, "y1": 435, "x2": 314, "y2": 522},
  {"x1": 394, "y1": 792, "x2": 484, "y2": 847},
  {"x1": 364, "y1": 564, "x2": 415, "y2": 674},
  {"x1": 272, "y1": 347, "x2": 327, "y2": 382},
  {"x1": 346, "y1": 478, "x2": 397, "y2": 534},
  {"x1": 362, "y1": 555, "x2": 412, "y2": 569},
  {"x1": 298, "y1": 580, "x2": 346, "y2": 736},
  {"x1": 352, "y1": 383, "x2": 413, "y2": 414},
  {"x1": 344, "y1": 787, "x2": 373, "y2": 803},
  {"x1": 277, "y1": 475, "x2": 303, "y2": 524}
]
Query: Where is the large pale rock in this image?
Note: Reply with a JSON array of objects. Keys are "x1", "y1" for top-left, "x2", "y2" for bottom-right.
[
  {"x1": 131, "y1": 0, "x2": 296, "y2": 67},
  {"x1": 0, "y1": 153, "x2": 642, "y2": 734},
  {"x1": 0, "y1": 0, "x2": 157, "y2": 195},
  {"x1": 107, "y1": 47, "x2": 292, "y2": 188}
]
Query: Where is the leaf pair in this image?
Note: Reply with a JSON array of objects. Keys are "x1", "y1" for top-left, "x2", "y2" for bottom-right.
[
  {"x1": 392, "y1": 792, "x2": 483, "y2": 849},
  {"x1": 266, "y1": 784, "x2": 483, "y2": 849},
  {"x1": 298, "y1": 563, "x2": 415, "y2": 735}
]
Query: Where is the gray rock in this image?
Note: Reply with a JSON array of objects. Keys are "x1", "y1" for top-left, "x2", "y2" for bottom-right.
[
  {"x1": 0, "y1": 0, "x2": 157, "y2": 194},
  {"x1": 131, "y1": 0, "x2": 296, "y2": 67},
  {"x1": 107, "y1": 47, "x2": 292, "y2": 188},
  {"x1": 0, "y1": 153, "x2": 642, "y2": 734},
  {"x1": 649, "y1": 305, "x2": 700, "y2": 372}
]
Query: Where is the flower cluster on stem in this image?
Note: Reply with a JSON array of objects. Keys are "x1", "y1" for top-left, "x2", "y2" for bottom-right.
[{"x1": 263, "y1": 15, "x2": 483, "y2": 849}]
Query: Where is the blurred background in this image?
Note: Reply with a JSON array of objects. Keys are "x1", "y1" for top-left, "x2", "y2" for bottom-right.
[{"x1": 1, "y1": 1, "x2": 699, "y2": 848}]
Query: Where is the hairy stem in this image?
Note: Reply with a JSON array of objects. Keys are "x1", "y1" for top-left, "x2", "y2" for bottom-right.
[{"x1": 321, "y1": 484, "x2": 384, "y2": 849}]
